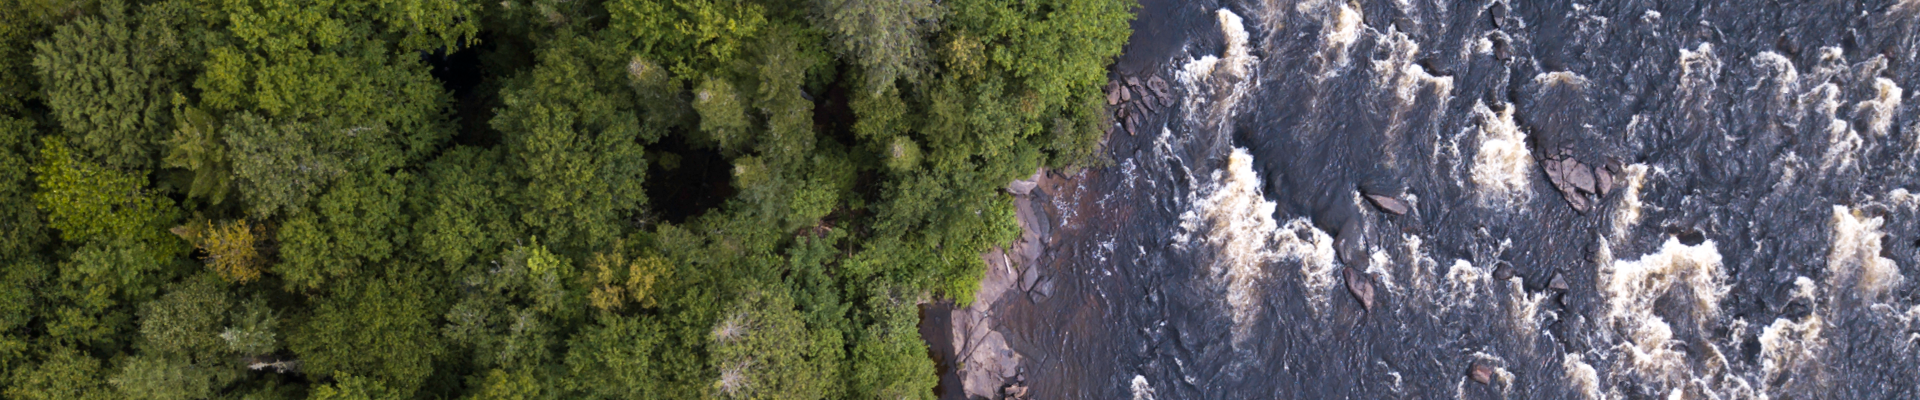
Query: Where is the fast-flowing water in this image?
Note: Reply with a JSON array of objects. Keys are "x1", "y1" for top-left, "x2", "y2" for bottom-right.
[{"x1": 988, "y1": 0, "x2": 1920, "y2": 398}]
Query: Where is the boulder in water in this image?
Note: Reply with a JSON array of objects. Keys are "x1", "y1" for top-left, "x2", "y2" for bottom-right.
[
  {"x1": 1364, "y1": 193, "x2": 1411, "y2": 215},
  {"x1": 1594, "y1": 165, "x2": 1614, "y2": 196},
  {"x1": 1469, "y1": 363, "x2": 1494, "y2": 385},
  {"x1": 1344, "y1": 267, "x2": 1375, "y2": 311},
  {"x1": 1549, "y1": 272, "x2": 1568, "y2": 291}
]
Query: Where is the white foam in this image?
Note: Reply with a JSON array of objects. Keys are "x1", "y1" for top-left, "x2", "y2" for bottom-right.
[
  {"x1": 1758, "y1": 314, "x2": 1824, "y2": 393},
  {"x1": 1178, "y1": 148, "x2": 1278, "y2": 335},
  {"x1": 1598, "y1": 237, "x2": 1728, "y2": 386},
  {"x1": 1856, "y1": 78, "x2": 1903, "y2": 137},
  {"x1": 1216, "y1": 10, "x2": 1254, "y2": 80},
  {"x1": 1297, "y1": 0, "x2": 1364, "y2": 76},
  {"x1": 1609, "y1": 164, "x2": 1650, "y2": 240},
  {"x1": 1809, "y1": 83, "x2": 1865, "y2": 174},
  {"x1": 1469, "y1": 101, "x2": 1535, "y2": 208},
  {"x1": 1562, "y1": 354, "x2": 1604, "y2": 400},
  {"x1": 1375, "y1": 28, "x2": 1455, "y2": 105},
  {"x1": 1175, "y1": 9, "x2": 1259, "y2": 146},
  {"x1": 1176, "y1": 148, "x2": 1338, "y2": 341},
  {"x1": 1131, "y1": 375, "x2": 1156, "y2": 400},
  {"x1": 1677, "y1": 43, "x2": 1721, "y2": 95},
  {"x1": 1506, "y1": 277, "x2": 1554, "y2": 337},
  {"x1": 1442, "y1": 259, "x2": 1490, "y2": 310},
  {"x1": 1827, "y1": 205, "x2": 1905, "y2": 301}
]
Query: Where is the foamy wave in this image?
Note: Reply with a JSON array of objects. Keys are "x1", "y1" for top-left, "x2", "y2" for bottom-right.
[
  {"x1": 1562, "y1": 354, "x2": 1603, "y2": 400},
  {"x1": 1175, "y1": 9, "x2": 1259, "y2": 146},
  {"x1": 1856, "y1": 78, "x2": 1903, "y2": 137},
  {"x1": 1469, "y1": 101, "x2": 1535, "y2": 208},
  {"x1": 1609, "y1": 164, "x2": 1650, "y2": 240},
  {"x1": 1810, "y1": 83, "x2": 1865, "y2": 174},
  {"x1": 1178, "y1": 148, "x2": 1279, "y2": 336},
  {"x1": 1758, "y1": 314, "x2": 1825, "y2": 393},
  {"x1": 1599, "y1": 237, "x2": 1727, "y2": 385},
  {"x1": 1375, "y1": 28, "x2": 1454, "y2": 105},
  {"x1": 1176, "y1": 148, "x2": 1338, "y2": 342},
  {"x1": 1827, "y1": 205, "x2": 1905, "y2": 302},
  {"x1": 1295, "y1": 0, "x2": 1364, "y2": 76},
  {"x1": 1441, "y1": 259, "x2": 1490, "y2": 311}
]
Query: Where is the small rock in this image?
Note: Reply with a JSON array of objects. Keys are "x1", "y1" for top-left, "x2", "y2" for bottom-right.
[
  {"x1": 1364, "y1": 193, "x2": 1410, "y2": 215},
  {"x1": 1120, "y1": 85, "x2": 1131, "y2": 102},
  {"x1": 1594, "y1": 166, "x2": 1614, "y2": 196},
  {"x1": 1003, "y1": 383, "x2": 1029, "y2": 399},
  {"x1": 1021, "y1": 264, "x2": 1041, "y2": 292},
  {"x1": 1007, "y1": 180, "x2": 1038, "y2": 196},
  {"x1": 1149, "y1": 75, "x2": 1170, "y2": 97},
  {"x1": 1549, "y1": 272, "x2": 1568, "y2": 291},
  {"x1": 1126, "y1": 76, "x2": 1140, "y2": 87},
  {"x1": 1542, "y1": 156, "x2": 1567, "y2": 188},
  {"x1": 1492, "y1": 262, "x2": 1514, "y2": 282},
  {"x1": 1344, "y1": 267, "x2": 1375, "y2": 311},
  {"x1": 1469, "y1": 363, "x2": 1494, "y2": 385},
  {"x1": 1567, "y1": 159, "x2": 1596, "y2": 193}
]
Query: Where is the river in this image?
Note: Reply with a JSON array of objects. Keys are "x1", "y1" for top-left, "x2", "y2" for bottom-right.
[{"x1": 934, "y1": 0, "x2": 1920, "y2": 398}]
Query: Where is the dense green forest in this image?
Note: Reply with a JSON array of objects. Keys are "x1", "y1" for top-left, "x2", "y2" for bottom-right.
[{"x1": 0, "y1": 0, "x2": 1131, "y2": 397}]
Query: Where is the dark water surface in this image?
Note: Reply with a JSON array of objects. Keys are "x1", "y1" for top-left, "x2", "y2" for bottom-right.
[{"x1": 988, "y1": 0, "x2": 1920, "y2": 398}]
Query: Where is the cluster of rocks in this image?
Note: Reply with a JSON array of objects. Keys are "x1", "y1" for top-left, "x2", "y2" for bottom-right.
[
  {"x1": 1001, "y1": 377, "x2": 1032, "y2": 400},
  {"x1": 1106, "y1": 75, "x2": 1172, "y2": 136},
  {"x1": 1006, "y1": 170, "x2": 1058, "y2": 302},
  {"x1": 1541, "y1": 147, "x2": 1620, "y2": 212}
]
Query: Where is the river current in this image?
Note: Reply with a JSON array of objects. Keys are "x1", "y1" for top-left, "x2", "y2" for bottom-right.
[{"x1": 983, "y1": 0, "x2": 1920, "y2": 398}]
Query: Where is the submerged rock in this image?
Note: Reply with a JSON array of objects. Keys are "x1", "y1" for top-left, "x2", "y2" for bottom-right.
[
  {"x1": 1029, "y1": 276, "x2": 1055, "y2": 302},
  {"x1": 1549, "y1": 272, "x2": 1568, "y2": 291},
  {"x1": 1344, "y1": 267, "x2": 1375, "y2": 311}
]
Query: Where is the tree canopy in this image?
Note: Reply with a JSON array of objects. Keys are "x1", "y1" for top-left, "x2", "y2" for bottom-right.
[{"x1": 0, "y1": 0, "x2": 1133, "y2": 397}]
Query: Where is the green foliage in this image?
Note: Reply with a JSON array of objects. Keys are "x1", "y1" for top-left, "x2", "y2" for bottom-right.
[
  {"x1": 708, "y1": 288, "x2": 837, "y2": 400},
  {"x1": 31, "y1": 138, "x2": 181, "y2": 255},
  {"x1": 0, "y1": 0, "x2": 1135, "y2": 396},
  {"x1": 161, "y1": 100, "x2": 231, "y2": 205},
  {"x1": 221, "y1": 113, "x2": 345, "y2": 218},
  {"x1": 0, "y1": 117, "x2": 45, "y2": 258},
  {"x1": 810, "y1": 0, "x2": 942, "y2": 90},
  {"x1": 31, "y1": 0, "x2": 200, "y2": 169},
  {"x1": 308, "y1": 374, "x2": 403, "y2": 400},
  {"x1": 275, "y1": 172, "x2": 410, "y2": 290},
  {"x1": 135, "y1": 274, "x2": 231, "y2": 357},
  {"x1": 443, "y1": 238, "x2": 578, "y2": 370},
  {"x1": 220, "y1": 297, "x2": 280, "y2": 356},
  {"x1": 411, "y1": 146, "x2": 516, "y2": 270},
  {"x1": 6, "y1": 346, "x2": 114, "y2": 400},
  {"x1": 609, "y1": 0, "x2": 769, "y2": 76},
  {"x1": 291, "y1": 272, "x2": 445, "y2": 397},
  {"x1": 562, "y1": 314, "x2": 667, "y2": 399},
  {"x1": 491, "y1": 35, "x2": 652, "y2": 251},
  {"x1": 850, "y1": 292, "x2": 936, "y2": 400}
]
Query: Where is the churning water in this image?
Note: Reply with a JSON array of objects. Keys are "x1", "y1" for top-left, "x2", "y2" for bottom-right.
[{"x1": 990, "y1": 0, "x2": 1920, "y2": 398}]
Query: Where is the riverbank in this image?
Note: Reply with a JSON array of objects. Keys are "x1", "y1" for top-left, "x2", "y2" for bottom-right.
[{"x1": 921, "y1": 167, "x2": 1076, "y2": 399}]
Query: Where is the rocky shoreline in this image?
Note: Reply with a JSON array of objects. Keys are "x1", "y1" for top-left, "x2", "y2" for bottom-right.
[{"x1": 925, "y1": 167, "x2": 1066, "y2": 400}]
